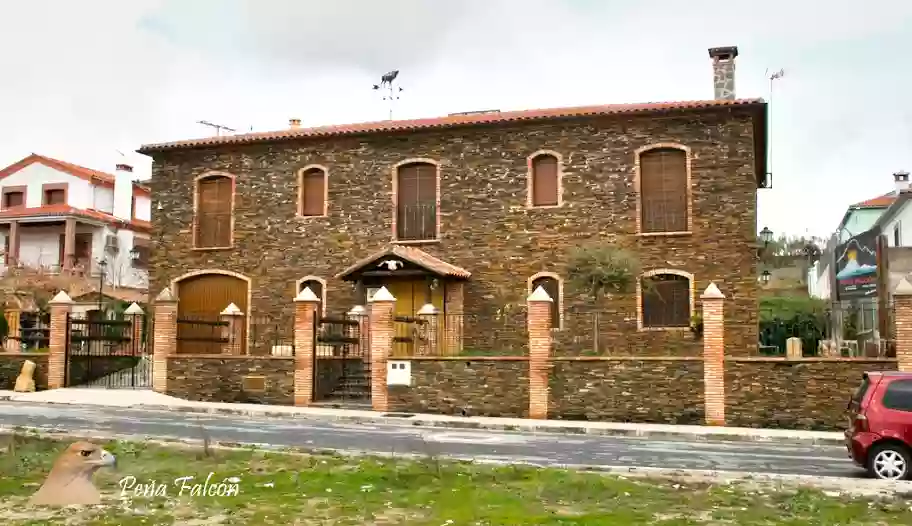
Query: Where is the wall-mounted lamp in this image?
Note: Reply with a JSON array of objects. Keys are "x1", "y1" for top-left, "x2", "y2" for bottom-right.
[
  {"x1": 758, "y1": 226, "x2": 773, "y2": 256},
  {"x1": 760, "y1": 269, "x2": 771, "y2": 285}
]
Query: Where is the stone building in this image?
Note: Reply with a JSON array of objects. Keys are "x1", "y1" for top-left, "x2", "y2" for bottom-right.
[{"x1": 139, "y1": 45, "x2": 767, "y2": 357}]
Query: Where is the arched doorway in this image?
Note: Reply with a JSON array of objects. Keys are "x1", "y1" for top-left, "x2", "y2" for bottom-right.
[{"x1": 175, "y1": 272, "x2": 250, "y2": 354}]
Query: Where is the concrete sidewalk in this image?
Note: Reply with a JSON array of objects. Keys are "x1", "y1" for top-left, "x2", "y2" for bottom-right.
[{"x1": 0, "y1": 388, "x2": 846, "y2": 447}]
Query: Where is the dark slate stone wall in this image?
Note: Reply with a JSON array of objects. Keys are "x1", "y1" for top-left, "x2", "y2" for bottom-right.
[
  {"x1": 0, "y1": 353, "x2": 48, "y2": 391},
  {"x1": 166, "y1": 356, "x2": 294, "y2": 405}
]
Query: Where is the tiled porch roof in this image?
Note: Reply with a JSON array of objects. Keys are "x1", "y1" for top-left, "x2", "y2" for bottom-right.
[
  {"x1": 0, "y1": 204, "x2": 151, "y2": 232},
  {"x1": 335, "y1": 245, "x2": 471, "y2": 280},
  {"x1": 71, "y1": 287, "x2": 148, "y2": 305}
]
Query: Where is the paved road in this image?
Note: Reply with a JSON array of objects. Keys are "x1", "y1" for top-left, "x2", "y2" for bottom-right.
[{"x1": 0, "y1": 401, "x2": 865, "y2": 479}]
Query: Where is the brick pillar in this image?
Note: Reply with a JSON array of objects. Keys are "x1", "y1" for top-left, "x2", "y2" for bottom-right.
[
  {"x1": 220, "y1": 303, "x2": 244, "y2": 355},
  {"x1": 527, "y1": 285, "x2": 553, "y2": 419},
  {"x1": 369, "y1": 286, "x2": 395, "y2": 412},
  {"x1": 701, "y1": 283, "x2": 726, "y2": 426},
  {"x1": 444, "y1": 282, "x2": 464, "y2": 354},
  {"x1": 124, "y1": 302, "x2": 145, "y2": 354},
  {"x1": 294, "y1": 287, "x2": 320, "y2": 406},
  {"x1": 47, "y1": 291, "x2": 73, "y2": 389},
  {"x1": 893, "y1": 278, "x2": 912, "y2": 372},
  {"x1": 62, "y1": 218, "x2": 74, "y2": 270},
  {"x1": 8, "y1": 220, "x2": 20, "y2": 266},
  {"x1": 4, "y1": 309, "x2": 20, "y2": 352},
  {"x1": 152, "y1": 287, "x2": 177, "y2": 393}
]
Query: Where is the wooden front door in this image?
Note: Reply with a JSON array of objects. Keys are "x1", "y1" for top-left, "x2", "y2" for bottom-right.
[
  {"x1": 176, "y1": 274, "x2": 249, "y2": 354},
  {"x1": 387, "y1": 279, "x2": 445, "y2": 355}
]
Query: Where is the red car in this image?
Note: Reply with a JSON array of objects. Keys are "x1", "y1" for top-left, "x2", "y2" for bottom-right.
[{"x1": 846, "y1": 371, "x2": 912, "y2": 480}]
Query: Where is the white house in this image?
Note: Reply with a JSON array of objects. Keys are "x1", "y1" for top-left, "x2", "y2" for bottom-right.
[{"x1": 0, "y1": 153, "x2": 151, "y2": 290}]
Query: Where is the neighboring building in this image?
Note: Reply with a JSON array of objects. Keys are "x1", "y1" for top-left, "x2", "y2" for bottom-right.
[
  {"x1": 0, "y1": 154, "x2": 152, "y2": 290},
  {"x1": 140, "y1": 45, "x2": 767, "y2": 356}
]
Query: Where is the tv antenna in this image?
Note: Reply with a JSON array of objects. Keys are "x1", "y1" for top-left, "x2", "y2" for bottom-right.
[
  {"x1": 197, "y1": 120, "x2": 236, "y2": 136},
  {"x1": 764, "y1": 68, "x2": 785, "y2": 187},
  {"x1": 372, "y1": 70, "x2": 404, "y2": 120}
]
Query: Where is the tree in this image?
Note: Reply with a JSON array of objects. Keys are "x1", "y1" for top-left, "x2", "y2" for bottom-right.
[
  {"x1": 566, "y1": 243, "x2": 643, "y2": 301},
  {"x1": 0, "y1": 265, "x2": 96, "y2": 312}
]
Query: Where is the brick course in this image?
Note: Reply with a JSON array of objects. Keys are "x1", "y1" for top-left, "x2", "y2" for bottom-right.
[{"x1": 148, "y1": 110, "x2": 760, "y2": 357}]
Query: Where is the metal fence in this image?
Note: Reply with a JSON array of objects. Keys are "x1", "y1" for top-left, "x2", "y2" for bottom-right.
[{"x1": 249, "y1": 315, "x2": 295, "y2": 356}]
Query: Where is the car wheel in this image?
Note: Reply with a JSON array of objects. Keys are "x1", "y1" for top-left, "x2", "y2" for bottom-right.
[{"x1": 867, "y1": 443, "x2": 912, "y2": 480}]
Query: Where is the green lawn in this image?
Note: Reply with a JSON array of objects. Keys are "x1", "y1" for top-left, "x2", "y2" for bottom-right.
[{"x1": 1, "y1": 433, "x2": 911, "y2": 525}]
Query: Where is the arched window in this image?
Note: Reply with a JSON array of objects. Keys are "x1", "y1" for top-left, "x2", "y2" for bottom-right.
[
  {"x1": 530, "y1": 274, "x2": 562, "y2": 329},
  {"x1": 530, "y1": 153, "x2": 559, "y2": 207},
  {"x1": 396, "y1": 162, "x2": 438, "y2": 241},
  {"x1": 194, "y1": 174, "x2": 233, "y2": 248},
  {"x1": 298, "y1": 277, "x2": 326, "y2": 313},
  {"x1": 641, "y1": 273, "x2": 691, "y2": 328},
  {"x1": 639, "y1": 147, "x2": 688, "y2": 233},
  {"x1": 298, "y1": 167, "x2": 327, "y2": 217}
]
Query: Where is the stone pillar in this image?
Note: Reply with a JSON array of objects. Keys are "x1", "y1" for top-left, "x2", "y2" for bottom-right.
[
  {"x1": 527, "y1": 285, "x2": 553, "y2": 419},
  {"x1": 8, "y1": 220, "x2": 19, "y2": 266},
  {"x1": 47, "y1": 291, "x2": 73, "y2": 389},
  {"x1": 893, "y1": 278, "x2": 912, "y2": 372},
  {"x1": 701, "y1": 283, "x2": 726, "y2": 426},
  {"x1": 220, "y1": 303, "x2": 244, "y2": 355},
  {"x1": 417, "y1": 303, "x2": 439, "y2": 356},
  {"x1": 62, "y1": 218, "x2": 75, "y2": 270},
  {"x1": 123, "y1": 302, "x2": 145, "y2": 354},
  {"x1": 294, "y1": 287, "x2": 320, "y2": 406},
  {"x1": 444, "y1": 281, "x2": 464, "y2": 354},
  {"x1": 369, "y1": 286, "x2": 395, "y2": 412},
  {"x1": 4, "y1": 309, "x2": 20, "y2": 352},
  {"x1": 152, "y1": 288, "x2": 178, "y2": 393}
]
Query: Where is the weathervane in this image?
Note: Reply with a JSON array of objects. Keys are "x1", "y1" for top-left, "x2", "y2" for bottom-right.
[{"x1": 372, "y1": 70, "x2": 404, "y2": 120}]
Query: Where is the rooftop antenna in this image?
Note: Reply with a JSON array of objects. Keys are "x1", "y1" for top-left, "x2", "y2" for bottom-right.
[
  {"x1": 372, "y1": 70, "x2": 404, "y2": 120},
  {"x1": 764, "y1": 68, "x2": 785, "y2": 188},
  {"x1": 197, "y1": 120, "x2": 236, "y2": 137}
]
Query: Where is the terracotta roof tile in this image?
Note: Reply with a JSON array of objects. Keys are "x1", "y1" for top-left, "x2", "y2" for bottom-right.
[
  {"x1": 335, "y1": 245, "x2": 471, "y2": 280},
  {"x1": 852, "y1": 193, "x2": 896, "y2": 208},
  {"x1": 0, "y1": 204, "x2": 151, "y2": 232},
  {"x1": 0, "y1": 154, "x2": 149, "y2": 197},
  {"x1": 139, "y1": 98, "x2": 766, "y2": 153}
]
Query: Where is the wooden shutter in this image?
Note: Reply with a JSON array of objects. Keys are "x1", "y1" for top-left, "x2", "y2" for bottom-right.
[
  {"x1": 642, "y1": 274, "x2": 690, "y2": 327},
  {"x1": 532, "y1": 277, "x2": 561, "y2": 328},
  {"x1": 531, "y1": 155, "x2": 559, "y2": 206},
  {"x1": 300, "y1": 169, "x2": 326, "y2": 216},
  {"x1": 640, "y1": 149, "x2": 687, "y2": 233},
  {"x1": 4, "y1": 192, "x2": 23, "y2": 208},
  {"x1": 196, "y1": 176, "x2": 232, "y2": 248},
  {"x1": 45, "y1": 189, "x2": 65, "y2": 205},
  {"x1": 396, "y1": 163, "x2": 436, "y2": 240}
]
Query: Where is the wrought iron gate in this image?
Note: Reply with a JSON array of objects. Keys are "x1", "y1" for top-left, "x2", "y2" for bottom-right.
[
  {"x1": 65, "y1": 314, "x2": 150, "y2": 389},
  {"x1": 312, "y1": 314, "x2": 370, "y2": 404}
]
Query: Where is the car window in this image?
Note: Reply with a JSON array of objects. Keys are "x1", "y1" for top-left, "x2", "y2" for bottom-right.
[
  {"x1": 882, "y1": 379, "x2": 912, "y2": 412},
  {"x1": 851, "y1": 375, "x2": 870, "y2": 406}
]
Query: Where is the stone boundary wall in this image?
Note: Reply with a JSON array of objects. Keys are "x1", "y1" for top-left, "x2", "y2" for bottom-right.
[
  {"x1": 725, "y1": 357, "x2": 898, "y2": 430},
  {"x1": 166, "y1": 355, "x2": 294, "y2": 406}
]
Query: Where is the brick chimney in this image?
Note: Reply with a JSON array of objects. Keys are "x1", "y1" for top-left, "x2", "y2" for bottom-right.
[
  {"x1": 895, "y1": 170, "x2": 910, "y2": 193},
  {"x1": 113, "y1": 162, "x2": 134, "y2": 220},
  {"x1": 289, "y1": 118, "x2": 301, "y2": 129},
  {"x1": 708, "y1": 46, "x2": 739, "y2": 100}
]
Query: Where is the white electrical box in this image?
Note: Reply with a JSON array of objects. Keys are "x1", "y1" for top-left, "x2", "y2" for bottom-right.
[{"x1": 387, "y1": 360, "x2": 411, "y2": 386}]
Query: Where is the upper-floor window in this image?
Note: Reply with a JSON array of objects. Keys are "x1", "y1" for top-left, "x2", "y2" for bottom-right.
[
  {"x1": 298, "y1": 167, "x2": 327, "y2": 217},
  {"x1": 132, "y1": 238, "x2": 151, "y2": 269},
  {"x1": 530, "y1": 274, "x2": 562, "y2": 329},
  {"x1": 194, "y1": 174, "x2": 233, "y2": 249},
  {"x1": 43, "y1": 184, "x2": 66, "y2": 206},
  {"x1": 529, "y1": 153, "x2": 560, "y2": 207},
  {"x1": 2, "y1": 188, "x2": 24, "y2": 209},
  {"x1": 641, "y1": 273, "x2": 691, "y2": 328},
  {"x1": 639, "y1": 147, "x2": 688, "y2": 233},
  {"x1": 396, "y1": 162, "x2": 437, "y2": 241}
]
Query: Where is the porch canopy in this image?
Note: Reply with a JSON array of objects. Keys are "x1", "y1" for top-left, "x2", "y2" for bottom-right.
[{"x1": 335, "y1": 245, "x2": 471, "y2": 283}]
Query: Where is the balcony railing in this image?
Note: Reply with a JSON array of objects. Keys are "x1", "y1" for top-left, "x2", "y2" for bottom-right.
[{"x1": 396, "y1": 203, "x2": 437, "y2": 241}]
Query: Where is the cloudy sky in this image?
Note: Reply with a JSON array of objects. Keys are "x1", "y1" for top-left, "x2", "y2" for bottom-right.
[{"x1": 1, "y1": 0, "x2": 910, "y2": 238}]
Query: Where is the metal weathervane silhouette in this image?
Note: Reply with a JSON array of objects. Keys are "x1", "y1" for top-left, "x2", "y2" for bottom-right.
[{"x1": 372, "y1": 70, "x2": 404, "y2": 120}]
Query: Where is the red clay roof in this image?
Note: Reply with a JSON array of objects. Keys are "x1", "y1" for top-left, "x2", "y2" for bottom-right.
[
  {"x1": 0, "y1": 204, "x2": 151, "y2": 232},
  {"x1": 139, "y1": 98, "x2": 766, "y2": 153},
  {"x1": 852, "y1": 193, "x2": 895, "y2": 208},
  {"x1": 0, "y1": 153, "x2": 149, "y2": 197}
]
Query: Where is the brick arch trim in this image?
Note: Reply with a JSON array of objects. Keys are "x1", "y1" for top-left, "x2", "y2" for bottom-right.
[
  {"x1": 633, "y1": 142, "x2": 693, "y2": 236},
  {"x1": 295, "y1": 275, "x2": 328, "y2": 314},
  {"x1": 636, "y1": 268, "x2": 696, "y2": 331},
  {"x1": 526, "y1": 150, "x2": 564, "y2": 208},
  {"x1": 391, "y1": 158, "x2": 442, "y2": 242},
  {"x1": 192, "y1": 171, "x2": 236, "y2": 249},
  {"x1": 297, "y1": 164, "x2": 329, "y2": 217},
  {"x1": 527, "y1": 271, "x2": 564, "y2": 329}
]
